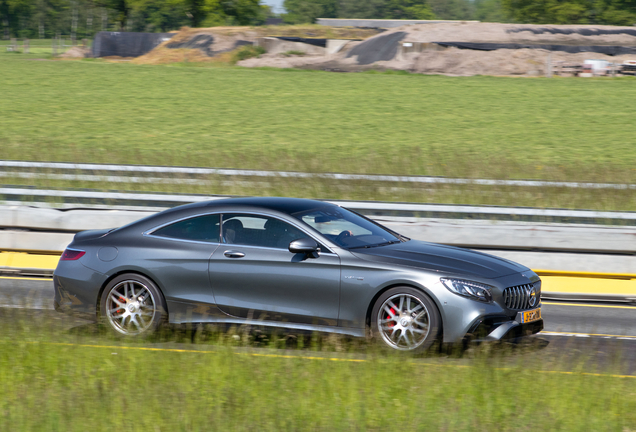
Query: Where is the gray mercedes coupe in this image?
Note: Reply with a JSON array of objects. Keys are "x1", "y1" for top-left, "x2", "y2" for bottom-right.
[{"x1": 54, "y1": 197, "x2": 543, "y2": 352}]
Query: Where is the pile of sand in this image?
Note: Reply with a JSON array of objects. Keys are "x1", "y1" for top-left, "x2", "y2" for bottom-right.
[
  {"x1": 59, "y1": 46, "x2": 90, "y2": 58},
  {"x1": 409, "y1": 49, "x2": 636, "y2": 76},
  {"x1": 132, "y1": 25, "x2": 380, "y2": 65},
  {"x1": 239, "y1": 22, "x2": 636, "y2": 76},
  {"x1": 372, "y1": 22, "x2": 636, "y2": 45}
]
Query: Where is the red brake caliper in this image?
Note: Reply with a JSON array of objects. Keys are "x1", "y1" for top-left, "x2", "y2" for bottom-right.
[
  {"x1": 386, "y1": 307, "x2": 396, "y2": 327},
  {"x1": 118, "y1": 296, "x2": 126, "y2": 314}
]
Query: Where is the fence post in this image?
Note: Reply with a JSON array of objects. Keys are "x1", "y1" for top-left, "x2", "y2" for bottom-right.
[
  {"x1": 52, "y1": 36, "x2": 57, "y2": 56},
  {"x1": 9, "y1": 37, "x2": 16, "y2": 52},
  {"x1": 23, "y1": 38, "x2": 29, "y2": 54}
]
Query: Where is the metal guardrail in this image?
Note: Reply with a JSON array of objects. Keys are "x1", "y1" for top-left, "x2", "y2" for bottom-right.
[
  {"x1": 2, "y1": 160, "x2": 635, "y2": 190},
  {"x1": 3, "y1": 187, "x2": 636, "y2": 225},
  {"x1": 1, "y1": 201, "x2": 635, "y2": 301}
]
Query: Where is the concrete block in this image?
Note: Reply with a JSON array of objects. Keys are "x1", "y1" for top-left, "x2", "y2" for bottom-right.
[
  {"x1": 255, "y1": 37, "x2": 326, "y2": 55},
  {"x1": 378, "y1": 217, "x2": 636, "y2": 254},
  {"x1": 0, "y1": 206, "x2": 151, "y2": 231},
  {"x1": 0, "y1": 231, "x2": 73, "y2": 253},
  {"x1": 326, "y1": 39, "x2": 350, "y2": 54},
  {"x1": 316, "y1": 19, "x2": 479, "y2": 28}
]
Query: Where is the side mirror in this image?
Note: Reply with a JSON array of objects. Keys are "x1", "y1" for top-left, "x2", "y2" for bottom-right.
[{"x1": 289, "y1": 238, "x2": 319, "y2": 255}]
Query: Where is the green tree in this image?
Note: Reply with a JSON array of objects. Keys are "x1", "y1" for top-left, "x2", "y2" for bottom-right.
[
  {"x1": 428, "y1": 0, "x2": 474, "y2": 19},
  {"x1": 474, "y1": 0, "x2": 509, "y2": 22},
  {"x1": 200, "y1": 0, "x2": 266, "y2": 25},
  {"x1": 221, "y1": 0, "x2": 266, "y2": 24},
  {"x1": 500, "y1": 0, "x2": 636, "y2": 24},
  {"x1": 282, "y1": 0, "x2": 337, "y2": 23},
  {"x1": 383, "y1": 0, "x2": 435, "y2": 19},
  {"x1": 337, "y1": 0, "x2": 385, "y2": 19},
  {"x1": 128, "y1": 0, "x2": 189, "y2": 32},
  {"x1": 595, "y1": 0, "x2": 636, "y2": 24}
]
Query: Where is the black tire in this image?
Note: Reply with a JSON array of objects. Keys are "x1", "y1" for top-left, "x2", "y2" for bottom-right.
[
  {"x1": 370, "y1": 286, "x2": 441, "y2": 353},
  {"x1": 99, "y1": 273, "x2": 166, "y2": 337}
]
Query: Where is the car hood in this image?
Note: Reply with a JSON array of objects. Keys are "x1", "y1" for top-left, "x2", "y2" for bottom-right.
[{"x1": 350, "y1": 240, "x2": 528, "y2": 279}]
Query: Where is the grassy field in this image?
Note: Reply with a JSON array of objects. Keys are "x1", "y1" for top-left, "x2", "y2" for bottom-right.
[
  {"x1": 1, "y1": 310, "x2": 635, "y2": 431},
  {"x1": 1, "y1": 50, "x2": 635, "y2": 210}
]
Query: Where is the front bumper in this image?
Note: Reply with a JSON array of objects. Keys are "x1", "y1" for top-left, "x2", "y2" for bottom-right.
[{"x1": 467, "y1": 314, "x2": 544, "y2": 342}]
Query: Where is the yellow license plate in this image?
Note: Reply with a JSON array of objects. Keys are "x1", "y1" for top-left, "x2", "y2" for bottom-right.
[{"x1": 521, "y1": 308, "x2": 541, "y2": 323}]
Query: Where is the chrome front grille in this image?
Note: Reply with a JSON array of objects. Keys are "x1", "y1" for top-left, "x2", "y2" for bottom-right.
[{"x1": 503, "y1": 283, "x2": 540, "y2": 310}]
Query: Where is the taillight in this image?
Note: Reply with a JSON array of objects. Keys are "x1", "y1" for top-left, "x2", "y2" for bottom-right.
[{"x1": 60, "y1": 249, "x2": 86, "y2": 261}]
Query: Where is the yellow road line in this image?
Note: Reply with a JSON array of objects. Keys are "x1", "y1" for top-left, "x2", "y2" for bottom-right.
[
  {"x1": 543, "y1": 301, "x2": 636, "y2": 309},
  {"x1": 541, "y1": 330, "x2": 636, "y2": 339},
  {"x1": 416, "y1": 361, "x2": 636, "y2": 380},
  {"x1": 0, "y1": 251, "x2": 59, "y2": 270},
  {"x1": 28, "y1": 341, "x2": 365, "y2": 362},
  {"x1": 25, "y1": 340, "x2": 636, "y2": 379},
  {"x1": 539, "y1": 275, "x2": 636, "y2": 296},
  {"x1": 2, "y1": 252, "x2": 636, "y2": 298},
  {"x1": 534, "y1": 269, "x2": 636, "y2": 280},
  {"x1": 0, "y1": 276, "x2": 53, "y2": 281}
]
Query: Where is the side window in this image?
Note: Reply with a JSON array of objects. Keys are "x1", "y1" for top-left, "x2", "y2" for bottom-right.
[
  {"x1": 152, "y1": 214, "x2": 220, "y2": 243},
  {"x1": 222, "y1": 214, "x2": 308, "y2": 249}
]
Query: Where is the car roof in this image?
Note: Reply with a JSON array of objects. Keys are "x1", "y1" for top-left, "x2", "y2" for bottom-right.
[
  {"x1": 113, "y1": 197, "x2": 341, "y2": 235},
  {"x1": 202, "y1": 197, "x2": 333, "y2": 215}
]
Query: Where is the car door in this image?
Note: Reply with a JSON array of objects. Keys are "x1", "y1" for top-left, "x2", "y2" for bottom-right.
[
  {"x1": 142, "y1": 213, "x2": 221, "y2": 321},
  {"x1": 208, "y1": 213, "x2": 341, "y2": 326}
]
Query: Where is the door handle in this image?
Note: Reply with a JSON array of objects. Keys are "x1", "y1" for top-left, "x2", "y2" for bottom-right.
[{"x1": 224, "y1": 250, "x2": 245, "y2": 258}]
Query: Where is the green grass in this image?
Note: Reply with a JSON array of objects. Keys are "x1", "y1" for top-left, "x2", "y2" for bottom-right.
[
  {"x1": 1, "y1": 311, "x2": 635, "y2": 431},
  {"x1": 1, "y1": 50, "x2": 636, "y2": 210},
  {"x1": 0, "y1": 38, "x2": 88, "y2": 55}
]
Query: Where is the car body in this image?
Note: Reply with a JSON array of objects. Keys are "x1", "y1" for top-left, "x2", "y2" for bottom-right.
[{"x1": 54, "y1": 197, "x2": 543, "y2": 351}]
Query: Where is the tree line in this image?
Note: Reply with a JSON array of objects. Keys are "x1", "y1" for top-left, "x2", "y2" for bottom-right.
[
  {"x1": 1, "y1": 0, "x2": 635, "y2": 39},
  {"x1": 0, "y1": 0, "x2": 268, "y2": 39},
  {"x1": 283, "y1": 0, "x2": 636, "y2": 26}
]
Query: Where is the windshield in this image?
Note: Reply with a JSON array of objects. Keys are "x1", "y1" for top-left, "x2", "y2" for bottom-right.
[{"x1": 292, "y1": 206, "x2": 404, "y2": 249}]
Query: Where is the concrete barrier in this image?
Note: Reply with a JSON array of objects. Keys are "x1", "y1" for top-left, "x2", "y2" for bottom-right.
[
  {"x1": 326, "y1": 40, "x2": 351, "y2": 54},
  {"x1": 316, "y1": 19, "x2": 479, "y2": 28},
  {"x1": 0, "y1": 206, "x2": 152, "y2": 231},
  {"x1": 2, "y1": 205, "x2": 636, "y2": 278},
  {"x1": 255, "y1": 37, "x2": 326, "y2": 55}
]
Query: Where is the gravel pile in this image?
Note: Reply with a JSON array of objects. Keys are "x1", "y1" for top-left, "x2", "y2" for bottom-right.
[{"x1": 240, "y1": 22, "x2": 636, "y2": 76}]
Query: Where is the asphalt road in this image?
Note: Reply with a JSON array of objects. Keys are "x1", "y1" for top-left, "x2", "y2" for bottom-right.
[
  {"x1": 2, "y1": 276, "x2": 635, "y2": 336},
  {"x1": 2, "y1": 276, "x2": 636, "y2": 374}
]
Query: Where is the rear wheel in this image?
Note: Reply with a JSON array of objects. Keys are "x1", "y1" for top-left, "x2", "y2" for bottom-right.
[
  {"x1": 370, "y1": 287, "x2": 441, "y2": 352},
  {"x1": 100, "y1": 274, "x2": 166, "y2": 337}
]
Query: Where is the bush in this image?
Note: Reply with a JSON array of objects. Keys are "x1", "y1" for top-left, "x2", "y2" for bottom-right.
[{"x1": 232, "y1": 45, "x2": 267, "y2": 63}]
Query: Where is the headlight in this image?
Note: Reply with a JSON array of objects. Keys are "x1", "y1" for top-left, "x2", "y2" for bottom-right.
[{"x1": 440, "y1": 278, "x2": 493, "y2": 303}]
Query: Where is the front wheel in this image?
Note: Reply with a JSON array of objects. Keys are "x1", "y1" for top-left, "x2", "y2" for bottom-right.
[
  {"x1": 100, "y1": 274, "x2": 166, "y2": 337},
  {"x1": 370, "y1": 287, "x2": 441, "y2": 352}
]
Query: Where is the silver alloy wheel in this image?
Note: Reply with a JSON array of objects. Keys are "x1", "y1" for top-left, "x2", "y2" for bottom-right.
[
  {"x1": 377, "y1": 293, "x2": 430, "y2": 350},
  {"x1": 105, "y1": 280, "x2": 157, "y2": 336}
]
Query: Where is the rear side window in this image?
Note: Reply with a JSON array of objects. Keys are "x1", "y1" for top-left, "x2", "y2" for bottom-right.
[{"x1": 152, "y1": 214, "x2": 220, "y2": 243}]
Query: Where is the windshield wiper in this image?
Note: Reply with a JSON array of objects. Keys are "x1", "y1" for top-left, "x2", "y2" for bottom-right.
[{"x1": 348, "y1": 240, "x2": 401, "y2": 250}]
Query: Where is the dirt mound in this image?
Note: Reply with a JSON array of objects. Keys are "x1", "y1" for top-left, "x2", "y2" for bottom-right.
[
  {"x1": 240, "y1": 22, "x2": 636, "y2": 76},
  {"x1": 371, "y1": 21, "x2": 636, "y2": 46},
  {"x1": 410, "y1": 48, "x2": 636, "y2": 76},
  {"x1": 133, "y1": 25, "x2": 381, "y2": 65},
  {"x1": 60, "y1": 46, "x2": 90, "y2": 58},
  {"x1": 346, "y1": 32, "x2": 406, "y2": 65}
]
